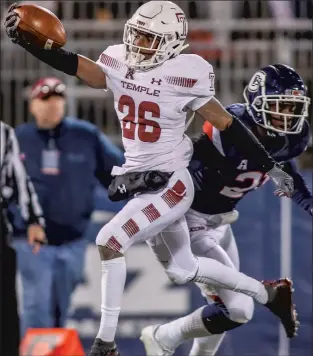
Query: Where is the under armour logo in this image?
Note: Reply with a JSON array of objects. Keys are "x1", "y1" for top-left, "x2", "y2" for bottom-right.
[
  {"x1": 117, "y1": 184, "x2": 127, "y2": 194},
  {"x1": 151, "y1": 78, "x2": 162, "y2": 85},
  {"x1": 125, "y1": 67, "x2": 135, "y2": 80}
]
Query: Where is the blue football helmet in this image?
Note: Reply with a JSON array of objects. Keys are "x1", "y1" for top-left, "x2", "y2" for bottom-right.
[{"x1": 243, "y1": 64, "x2": 311, "y2": 134}]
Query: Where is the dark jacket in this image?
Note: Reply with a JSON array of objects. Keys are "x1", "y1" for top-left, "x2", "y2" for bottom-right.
[{"x1": 11, "y1": 117, "x2": 124, "y2": 245}]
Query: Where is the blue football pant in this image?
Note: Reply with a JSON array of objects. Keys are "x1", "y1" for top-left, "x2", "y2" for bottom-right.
[{"x1": 14, "y1": 237, "x2": 87, "y2": 337}]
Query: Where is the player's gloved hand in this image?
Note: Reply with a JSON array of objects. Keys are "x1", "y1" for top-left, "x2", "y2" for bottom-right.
[
  {"x1": 274, "y1": 189, "x2": 288, "y2": 197},
  {"x1": 4, "y1": 3, "x2": 28, "y2": 46},
  {"x1": 268, "y1": 164, "x2": 294, "y2": 198}
]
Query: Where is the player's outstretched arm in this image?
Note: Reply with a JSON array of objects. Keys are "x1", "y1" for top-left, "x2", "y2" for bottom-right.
[
  {"x1": 76, "y1": 55, "x2": 107, "y2": 88},
  {"x1": 4, "y1": 5, "x2": 107, "y2": 89},
  {"x1": 196, "y1": 97, "x2": 273, "y2": 170}
]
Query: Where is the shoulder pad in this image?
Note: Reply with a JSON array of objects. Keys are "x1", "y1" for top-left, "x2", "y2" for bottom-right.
[
  {"x1": 163, "y1": 54, "x2": 215, "y2": 99},
  {"x1": 96, "y1": 44, "x2": 126, "y2": 73},
  {"x1": 164, "y1": 54, "x2": 213, "y2": 87}
]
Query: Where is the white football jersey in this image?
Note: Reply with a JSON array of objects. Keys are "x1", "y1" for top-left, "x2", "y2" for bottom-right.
[{"x1": 96, "y1": 44, "x2": 215, "y2": 175}]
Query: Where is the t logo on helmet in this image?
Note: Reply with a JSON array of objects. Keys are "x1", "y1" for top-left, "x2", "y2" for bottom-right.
[
  {"x1": 176, "y1": 13, "x2": 187, "y2": 37},
  {"x1": 176, "y1": 13, "x2": 185, "y2": 22}
]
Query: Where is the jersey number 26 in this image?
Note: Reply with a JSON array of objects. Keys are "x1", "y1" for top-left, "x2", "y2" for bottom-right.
[{"x1": 118, "y1": 95, "x2": 161, "y2": 143}]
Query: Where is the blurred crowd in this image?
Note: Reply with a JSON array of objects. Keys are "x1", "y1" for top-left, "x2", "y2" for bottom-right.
[
  {"x1": 4, "y1": 0, "x2": 311, "y2": 20},
  {"x1": 0, "y1": 0, "x2": 311, "y2": 27}
]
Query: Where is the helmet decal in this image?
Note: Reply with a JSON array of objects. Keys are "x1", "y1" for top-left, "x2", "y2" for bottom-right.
[{"x1": 247, "y1": 71, "x2": 266, "y2": 93}]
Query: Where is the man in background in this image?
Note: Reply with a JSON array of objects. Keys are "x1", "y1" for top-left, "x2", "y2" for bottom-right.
[
  {"x1": 11, "y1": 77, "x2": 124, "y2": 336},
  {"x1": 0, "y1": 121, "x2": 45, "y2": 356}
]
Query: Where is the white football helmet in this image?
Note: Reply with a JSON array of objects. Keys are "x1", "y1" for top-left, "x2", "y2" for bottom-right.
[{"x1": 123, "y1": 1, "x2": 189, "y2": 70}]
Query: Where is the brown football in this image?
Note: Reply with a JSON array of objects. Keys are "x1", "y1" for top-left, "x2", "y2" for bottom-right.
[{"x1": 14, "y1": 4, "x2": 66, "y2": 49}]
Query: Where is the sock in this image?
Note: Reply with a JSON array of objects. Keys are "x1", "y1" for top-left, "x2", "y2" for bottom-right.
[
  {"x1": 155, "y1": 306, "x2": 211, "y2": 351},
  {"x1": 194, "y1": 257, "x2": 268, "y2": 304},
  {"x1": 189, "y1": 333, "x2": 225, "y2": 356},
  {"x1": 96, "y1": 257, "x2": 126, "y2": 342}
]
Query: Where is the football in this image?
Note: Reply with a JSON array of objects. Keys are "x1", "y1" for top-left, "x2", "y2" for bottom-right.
[{"x1": 13, "y1": 4, "x2": 66, "y2": 49}]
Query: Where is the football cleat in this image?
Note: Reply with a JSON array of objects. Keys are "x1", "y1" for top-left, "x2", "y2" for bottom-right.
[
  {"x1": 140, "y1": 325, "x2": 174, "y2": 356},
  {"x1": 88, "y1": 338, "x2": 121, "y2": 356},
  {"x1": 262, "y1": 278, "x2": 299, "y2": 338}
]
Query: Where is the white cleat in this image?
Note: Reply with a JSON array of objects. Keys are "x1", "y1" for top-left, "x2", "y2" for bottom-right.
[{"x1": 140, "y1": 325, "x2": 174, "y2": 356}]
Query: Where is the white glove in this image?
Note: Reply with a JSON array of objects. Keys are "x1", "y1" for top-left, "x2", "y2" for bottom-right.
[{"x1": 268, "y1": 164, "x2": 294, "y2": 198}]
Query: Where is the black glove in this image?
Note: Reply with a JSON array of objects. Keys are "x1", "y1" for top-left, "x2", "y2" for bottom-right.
[{"x1": 4, "y1": 3, "x2": 28, "y2": 46}]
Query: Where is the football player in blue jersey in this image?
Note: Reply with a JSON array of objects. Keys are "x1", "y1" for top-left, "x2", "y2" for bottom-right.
[{"x1": 141, "y1": 64, "x2": 312, "y2": 356}]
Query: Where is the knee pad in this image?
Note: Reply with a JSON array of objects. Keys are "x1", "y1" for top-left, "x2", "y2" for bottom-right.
[
  {"x1": 165, "y1": 265, "x2": 197, "y2": 285},
  {"x1": 201, "y1": 303, "x2": 244, "y2": 334},
  {"x1": 226, "y1": 296, "x2": 254, "y2": 323},
  {"x1": 95, "y1": 225, "x2": 110, "y2": 246}
]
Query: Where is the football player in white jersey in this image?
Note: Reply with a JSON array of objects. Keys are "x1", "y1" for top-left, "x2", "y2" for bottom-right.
[{"x1": 5, "y1": 2, "x2": 297, "y2": 355}]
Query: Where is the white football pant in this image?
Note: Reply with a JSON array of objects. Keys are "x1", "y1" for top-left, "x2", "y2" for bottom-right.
[
  {"x1": 96, "y1": 168, "x2": 199, "y2": 284},
  {"x1": 186, "y1": 208, "x2": 254, "y2": 356}
]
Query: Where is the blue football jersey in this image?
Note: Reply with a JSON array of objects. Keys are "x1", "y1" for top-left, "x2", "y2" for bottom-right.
[{"x1": 189, "y1": 103, "x2": 311, "y2": 215}]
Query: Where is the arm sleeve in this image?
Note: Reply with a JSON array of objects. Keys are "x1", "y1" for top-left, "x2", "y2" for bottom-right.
[
  {"x1": 7, "y1": 128, "x2": 45, "y2": 227},
  {"x1": 202, "y1": 117, "x2": 276, "y2": 173},
  {"x1": 20, "y1": 43, "x2": 78, "y2": 76},
  {"x1": 95, "y1": 130, "x2": 125, "y2": 188},
  {"x1": 283, "y1": 159, "x2": 312, "y2": 215}
]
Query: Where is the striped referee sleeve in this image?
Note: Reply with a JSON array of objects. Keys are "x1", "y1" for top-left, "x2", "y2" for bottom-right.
[{"x1": 4, "y1": 124, "x2": 45, "y2": 227}]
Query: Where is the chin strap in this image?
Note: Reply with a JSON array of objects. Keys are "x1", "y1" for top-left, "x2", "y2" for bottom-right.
[
  {"x1": 173, "y1": 43, "x2": 189, "y2": 58},
  {"x1": 181, "y1": 43, "x2": 190, "y2": 52}
]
